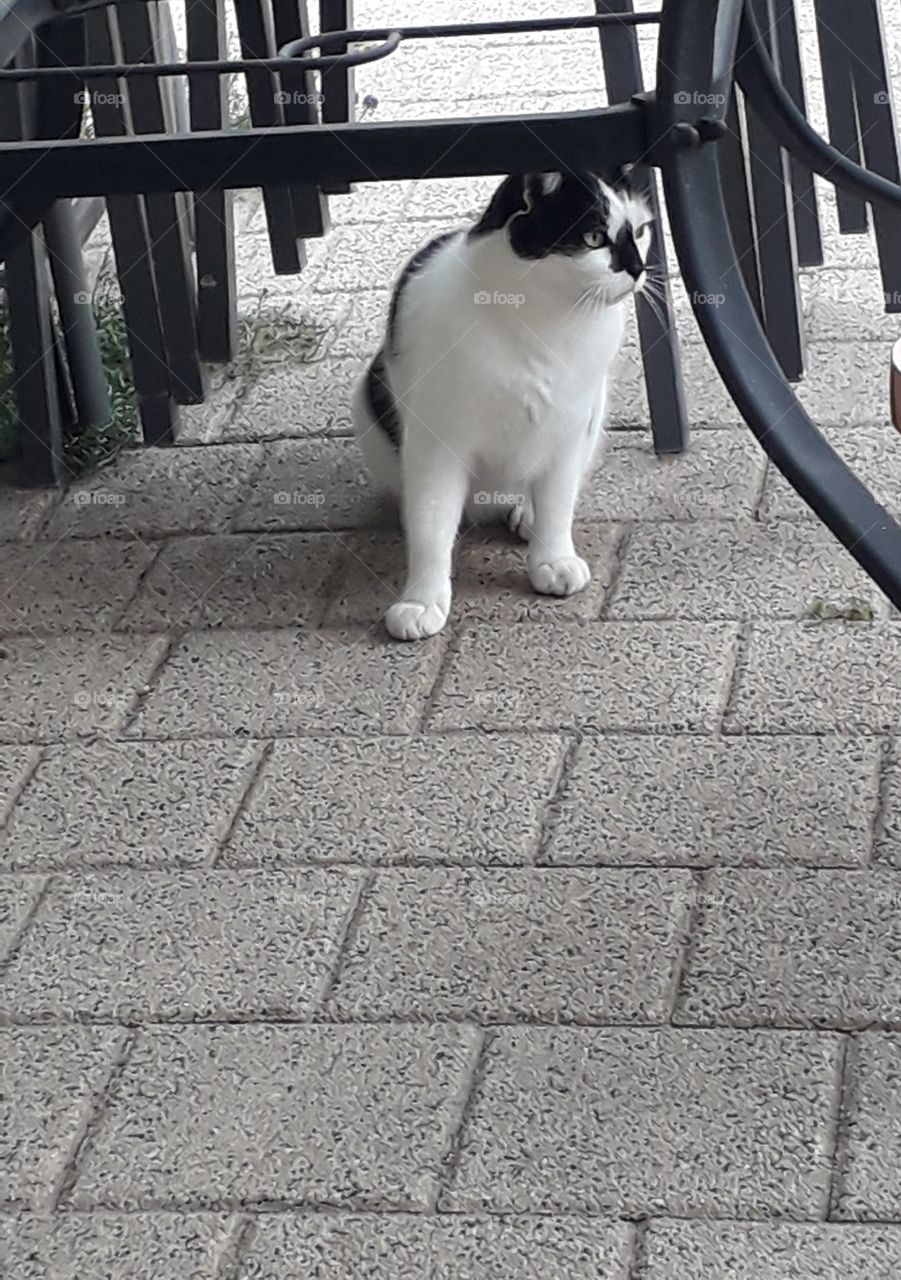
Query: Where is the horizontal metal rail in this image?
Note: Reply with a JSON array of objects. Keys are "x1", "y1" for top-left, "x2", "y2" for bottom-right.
[{"x1": 0, "y1": 102, "x2": 647, "y2": 196}]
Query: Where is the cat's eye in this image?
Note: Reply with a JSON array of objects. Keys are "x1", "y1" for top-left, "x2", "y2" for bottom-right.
[
  {"x1": 582, "y1": 229, "x2": 606, "y2": 249},
  {"x1": 636, "y1": 221, "x2": 653, "y2": 239}
]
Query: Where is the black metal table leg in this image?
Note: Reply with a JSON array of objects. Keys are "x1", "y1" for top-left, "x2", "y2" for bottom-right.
[
  {"x1": 596, "y1": 0, "x2": 688, "y2": 455},
  {"x1": 773, "y1": 0, "x2": 823, "y2": 267},
  {"x1": 319, "y1": 0, "x2": 353, "y2": 195},
  {"x1": 813, "y1": 0, "x2": 869, "y2": 234}
]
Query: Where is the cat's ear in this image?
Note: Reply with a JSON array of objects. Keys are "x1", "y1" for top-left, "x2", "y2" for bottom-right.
[
  {"x1": 471, "y1": 174, "x2": 531, "y2": 233},
  {"x1": 534, "y1": 172, "x2": 564, "y2": 197}
]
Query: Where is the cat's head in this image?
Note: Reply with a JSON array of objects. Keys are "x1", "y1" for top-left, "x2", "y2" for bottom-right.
[{"x1": 472, "y1": 169, "x2": 653, "y2": 302}]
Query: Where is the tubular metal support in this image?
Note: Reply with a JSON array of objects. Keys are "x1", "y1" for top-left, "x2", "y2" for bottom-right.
[{"x1": 657, "y1": 0, "x2": 901, "y2": 609}]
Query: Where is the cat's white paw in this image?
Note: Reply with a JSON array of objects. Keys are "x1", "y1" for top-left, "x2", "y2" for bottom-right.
[
  {"x1": 530, "y1": 556, "x2": 591, "y2": 597},
  {"x1": 385, "y1": 599, "x2": 449, "y2": 641},
  {"x1": 507, "y1": 498, "x2": 534, "y2": 542}
]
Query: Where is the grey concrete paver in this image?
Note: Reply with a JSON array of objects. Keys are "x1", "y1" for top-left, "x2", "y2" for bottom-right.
[
  {"x1": 0, "y1": 634, "x2": 168, "y2": 743},
  {"x1": 0, "y1": 1213, "x2": 235, "y2": 1278},
  {"x1": 642, "y1": 1220, "x2": 901, "y2": 1278},
  {"x1": 0, "y1": 740, "x2": 260, "y2": 871},
  {"x1": 607, "y1": 520, "x2": 890, "y2": 620},
  {"x1": 71, "y1": 1024, "x2": 481, "y2": 1210},
  {"x1": 0, "y1": 869, "x2": 362, "y2": 1021},
  {"x1": 235, "y1": 1214, "x2": 632, "y2": 1279},
  {"x1": 0, "y1": 539, "x2": 156, "y2": 635},
  {"x1": 837, "y1": 1035, "x2": 901, "y2": 1220},
  {"x1": 877, "y1": 741, "x2": 901, "y2": 866},
  {"x1": 42, "y1": 445, "x2": 261, "y2": 540},
  {"x1": 0, "y1": 876, "x2": 45, "y2": 961},
  {"x1": 224, "y1": 734, "x2": 563, "y2": 867},
  {"x1": 545, "y1": 735, "x2": 880, "y2": 868},
  {"x1": 726, "y1": 622, "x2": 901, "y2": 734},
  {"x1": 130, "y1": 628, "x2": 443, "y2": 738},
  {"x1": 233, "y1": 438, "x2": 387, "y2": 533},
  {"x1": 117, "y1": 532, "x2": 340, "y2": 632},
  {"x1": 444, "y1": 1027, "x2": 839, "y2": 1217},
  {"x1": 327, "y1": 867, "x2": 692, "y2": 1023},
  {"x1": 676, "y1": 870, "x2": 901, "y2": 1028},
  {"x1": 0, "y1": 1027, "x2": 125, "y2": 1209},
  {"x1": 323, "y1": 525, "x2": 620, "y2": 627},
  {"x1": 431, "y1": 622, "x2": 738, "y2": 732}
]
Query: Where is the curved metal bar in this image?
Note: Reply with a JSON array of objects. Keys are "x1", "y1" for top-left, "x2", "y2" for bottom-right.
[
  {"x1": 657, "y1": 0, "x2": 901, "y2": 608},
  {"x1": 737, "y1": 0, "x2": 901, "y2": 212}
]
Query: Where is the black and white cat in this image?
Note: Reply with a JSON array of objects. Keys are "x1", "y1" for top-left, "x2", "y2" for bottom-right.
[{"x1": 353, "y1": 169, "x2": 652, "y2": 640}]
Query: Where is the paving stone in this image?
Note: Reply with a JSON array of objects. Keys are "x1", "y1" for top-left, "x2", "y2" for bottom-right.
[
  {"x1": 0, "y1": 876, "x2": 45, "y2": 961},
  {"x1": 0, "y1": 634, "x2": 168, "y2": 743},
  {"x1": 0, "y1": 1212, "x2": 234, "y2": 1278},
  {"x1": 0, "y1": 745, "x2": 38, "y2": 826},
  {"x1": 0, "y1": 486, "x2": 58, "y2": 543},
  {"x1": 0, "y1": 539, "x2": 156, "y2": 635},
  {"x1": 403, "y1": 175, "x2": 499, "y2": 224},
  {"x1": 354, "y1": 38, "x2": 477, "y2": 110},
  {"x1": 838, "y1": 1035, "x2": 901, "y2": 1220},
  {"x1": 607, "y1": 520, "x2": 890, "y2": 620},
  {"x1": 0, "y1": 741, "x2": 261, "y2": 872},
  {"x1": 42, "y1": 445, "x2": 261, "y2": 539},
  {"x1": 234, "y1": 438, "x2": 388, "y2": 533},
  {"x1": 797, "y1": 343, "x2": 890, "y2": 425},
  {"x1": 71, "y1": 1024, "x2": 481, "y2": 1210},
  {"x1": 877, "y1": 741, "x2": 901, "y2": 867},
  {"x1": 0, "y1": 1027, "x2": 124, "y2": 1209},
  {"x1": 131, "y1": 628, "x2": 442, "y2": 738},
  {"x1": 726, "y1": 621, "x2": 901, "y2": 735},
  {"x1": 444, "y1": 1027, "x2": 838, "y2": 1217},
  {"x1": 326, "y1": 289, "x2": 392, "y2": 360},
  {"x1": 546, "y1": 735, "x2": 879, "y2": 868},
  {"x1": 327, "y1": 867, "x2": 692, "y2": 1022},
  {"x1": 0, "y1": 868, "x2": 362, "y2": 1021},
  {"x1": 643, "y1": 1220, "x2": 901, "y2": 1279},
  {"x1": 760, "y1": 425, "x2": 901, "y2": 522},
  {"x1": 117, "y1": 533, "x2": 340, "y2": 632},
  {"x1": 802, "y1": 269, "x2": 901, "y2": 343},
  {"x1": 224, "y1": 734, "x2": 563, "y2": 867},
  {"x1": 305, "y1": 223, "x2": 449, "y2": 293},
  {"x1": 609, "y1": 343, "x2": 745, "y2": 432},
  {"x1": 218, "y1": 358, "x2": 366, "y2": 443},
  {"x1": 236, "y1": 1213, "x2": 632, "y2": 1279},
  {"x1": 430, "y1": 622, "x2": 738, "y2": 732},
  {"x1": 323, "y1": 525, "x2": 620, "y2": 627},
  {"x1": 580, "y1": 432, "x2": 767, "y2": 521},
  {"x1": 676, "y1": 870, "x2": 901, "y2": 1028}
]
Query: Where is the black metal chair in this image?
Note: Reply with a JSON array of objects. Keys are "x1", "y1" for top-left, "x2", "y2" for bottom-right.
[{"x1": 0, "y1": 0, "x2": 900, "y2": 609}]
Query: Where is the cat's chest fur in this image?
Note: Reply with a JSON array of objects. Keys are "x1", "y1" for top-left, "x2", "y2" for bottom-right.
[{"x1": 390, "y1": 230, "x2": 626, "y2": 479}]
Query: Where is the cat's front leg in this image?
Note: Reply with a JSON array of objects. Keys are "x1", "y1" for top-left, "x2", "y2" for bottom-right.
[
  {"x1": 386, "y1": 445, "x2": 469, "y2": 641},
  {"x1": 526, "y1": 450, "x2": 591, "y2": 598}
]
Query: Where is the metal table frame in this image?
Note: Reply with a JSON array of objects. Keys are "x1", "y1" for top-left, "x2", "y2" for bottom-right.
[{"x1": 1, "y1": 0, "x2": 901, "y2": 608}]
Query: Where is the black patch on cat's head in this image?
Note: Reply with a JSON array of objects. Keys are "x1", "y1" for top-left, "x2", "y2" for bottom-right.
[{"x1": 470, "y1": 169, "x2": 649, "y2": 276}]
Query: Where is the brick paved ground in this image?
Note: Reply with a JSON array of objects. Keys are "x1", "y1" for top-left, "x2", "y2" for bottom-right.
[{"x1": 2, "y1": 1, "x2": 901, "y2": 1275}]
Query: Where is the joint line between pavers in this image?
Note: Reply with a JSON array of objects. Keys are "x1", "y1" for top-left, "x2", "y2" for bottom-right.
[
  {"x1": 664, "y1": 869, "x2": 706, "y2": 1024},
  {"x1": 49, "y1": 1026, "x2": 137, "y2": 1212},
  {"x1": 434, "y1": 1026, "x2": 490, "y2": 1213},
  {"x1": 209, "y1": 739, "x2": 274, "y2": 869},
  {"x1": 717, "y1": 621, "x2": 753, "y2": 736},
  {"x1": 418, "y1": 628, "x2": 463, "y2": 733},
  {"x1": 109, "y1": 540, "x2": 167, "y2": 631},
  {"x1": 826, "y1": 1033, "x2": 857, "y2": 1221},
  {"x1": 0, "y1": 744, "x2": 45, "y2": 832},
  {"x1": 315, "y1": 870, "x2": 378, "y2": 1014},
  {"x1": 868, "y1": 736, "x2": 895, "y2": 867},
  {"x1": 215, "y1": 1213, "x2": 256, "y2": 1280},
  {"x1": 118, "y1": 630, "x2": 180, "y2": 737},
  {"x1": 533, "y1": 732, "x2": 582, "y2": 867},
  {"x1": 625, "y1": 1218, "x2": 649, "y2": 1280},
  {"x1": 0, "y1": 873, "x2": 52, "y2": 975},
  {"x1": 596, "y1": 522, "x2": 635, "y2": 621}
]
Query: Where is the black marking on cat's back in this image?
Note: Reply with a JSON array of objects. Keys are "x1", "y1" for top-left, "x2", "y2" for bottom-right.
[
  {"x1": 365, "y1": 348, "x2": 402, "y2": 450},
  {"x1": 386, "y1": 230, "x2": 458, "y2": 358}
]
